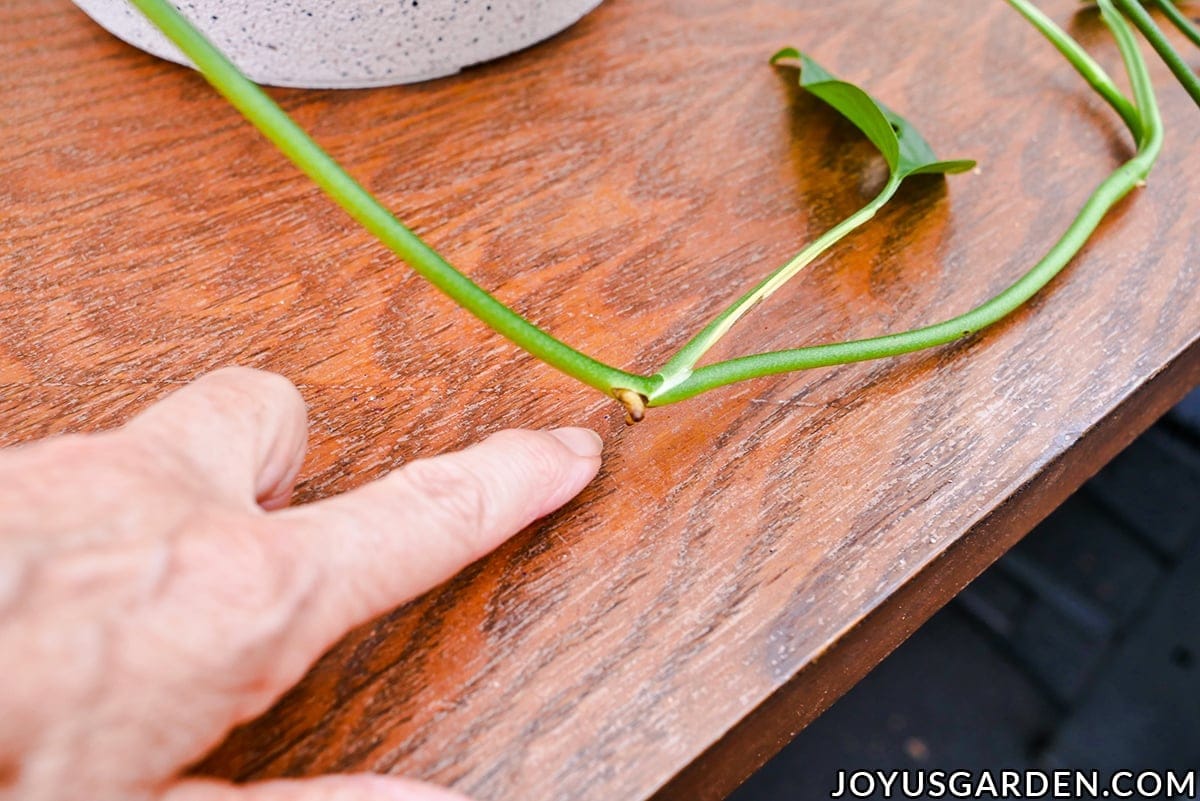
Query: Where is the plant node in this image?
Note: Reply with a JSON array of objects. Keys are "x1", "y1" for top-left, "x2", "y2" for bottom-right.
[{"x1": 614, "y1": 389, "x2": 648, "y2": 425}]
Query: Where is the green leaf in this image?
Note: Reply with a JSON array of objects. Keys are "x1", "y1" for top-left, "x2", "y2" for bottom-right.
[{"x1": 771, "y1": 48, "x2": 975, "y2": 179}]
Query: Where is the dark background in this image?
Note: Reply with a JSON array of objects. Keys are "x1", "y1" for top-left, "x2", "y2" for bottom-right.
[{"x1": 733, "y1": 388, "x2": 1200, "y2": 800}]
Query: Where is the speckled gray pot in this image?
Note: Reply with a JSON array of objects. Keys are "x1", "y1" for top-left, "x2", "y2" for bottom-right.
[{"x1": 71, "y1": 0, "x2": 602, "y2": 88}]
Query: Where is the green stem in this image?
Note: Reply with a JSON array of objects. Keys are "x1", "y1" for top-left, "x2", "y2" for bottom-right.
[
  {"x1": 1112, "y1": 0, "x2": 1200, "y2": 108},
  {"x1": 1100, "y1": 0, "x2": 1160, "y2": 128},
  {"x1": 126, "y1": 0, "x2": 654, "y2": 399},
  {"x1": 1005, "y1": 0, "x2": 1144, "y2": 138},
  {"x1": 652, "y1": 175, "x2": 902, "y2": 396},
  {"x1": 126, "y1": 0, "x2": 1167, "y2": 417},
  {"x1": 649, "y1": 2, "x2": 1163, "y2": 407},
  {"x1": 1152, "y1": 0, "x2": 1200, "y2": 50}
]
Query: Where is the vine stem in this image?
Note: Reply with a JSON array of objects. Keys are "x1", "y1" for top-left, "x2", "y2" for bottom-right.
[
  {"x1": 1112, "y1": 0, "x2": 1200, "y2": 108},
  {"x1": 1152, "y1": 0, "x2": 1200, "y2": 49},
  {"x1": 125, "y1": 0, "x2": 1164, "y2": 418},
  {"x1": 652, "y1": 175, "x2": 902, "y2": 396},
  {"x1": 649, "y1": 0, "x2": 1162, "y2": 407},
  {"x1": 1005, "y1": 0, "x2": 1143, "y2": 137},
  {"x1": 126, "y1": 0, "x2": 656, "y2": 400}
]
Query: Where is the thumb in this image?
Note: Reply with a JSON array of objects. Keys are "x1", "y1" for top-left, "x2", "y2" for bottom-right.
[{"x1": 164, "y1": 774, "x2": 473, "y2": 801}]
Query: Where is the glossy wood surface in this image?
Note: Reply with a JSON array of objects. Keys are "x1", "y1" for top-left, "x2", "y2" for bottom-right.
[{"x1": 3, "y1": 1, "x2": 1199, "y2": 799}]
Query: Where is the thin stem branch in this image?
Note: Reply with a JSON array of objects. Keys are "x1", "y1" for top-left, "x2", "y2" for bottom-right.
[
  {"x1": 649, "y1": 2, "x2": 1162, "y2": 407},
  {"x1": 1005, "y1": 0, "x2": 1144, "y2": 137},
  {"x1": 1152, "y1": 0, "x2": 1200, "y2": 50},
  {"x1": 652, "y1": 175, "x2": 902, "y2": 395},
  {"x1": 1100, "y1": 0, "x2": 1161, "y2": 129},
  {"x1": 1112, "y1": 0, "x2": 1200, "y2": 108},
  {"x1": 126, "y1": 0, "x2": 655, "y2": 399}
]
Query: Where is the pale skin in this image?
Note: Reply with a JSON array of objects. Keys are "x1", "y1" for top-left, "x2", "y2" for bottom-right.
[{"x1": 0, "y1": 367, "x2": 605, "y2": 801}]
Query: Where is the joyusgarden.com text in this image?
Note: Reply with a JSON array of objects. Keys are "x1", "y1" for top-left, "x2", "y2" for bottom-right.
[{"x1": 829, "y1": 770, "x2": 1196, "y2": 799}]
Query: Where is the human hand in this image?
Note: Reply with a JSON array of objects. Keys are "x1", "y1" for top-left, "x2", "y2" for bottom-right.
[{"x1": 0, "y1": 368, "x2": 604, "y2": 801}]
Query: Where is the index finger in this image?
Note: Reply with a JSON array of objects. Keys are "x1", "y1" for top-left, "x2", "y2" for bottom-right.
[{"x1": 268, "y1": 427, "x2": 603, "y2": 661}]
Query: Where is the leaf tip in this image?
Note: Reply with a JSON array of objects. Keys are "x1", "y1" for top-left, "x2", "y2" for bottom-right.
[{"x1": 770, "y1": 47, "x2": 802, "y2": 66}]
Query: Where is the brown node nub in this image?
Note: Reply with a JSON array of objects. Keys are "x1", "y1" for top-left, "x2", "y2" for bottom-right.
[{"x1": 614, "y1": 389, "x2": 648, "y2": 425}]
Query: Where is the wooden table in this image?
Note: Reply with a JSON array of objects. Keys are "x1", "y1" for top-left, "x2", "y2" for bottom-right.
[{"x1": 4, "y1": 0, "x2": 1199, "y2": 798}]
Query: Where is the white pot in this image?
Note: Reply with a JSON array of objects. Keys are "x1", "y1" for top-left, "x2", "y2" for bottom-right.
[{"x1": 71, "y1": 0, "x2": 602, "y2": 88}]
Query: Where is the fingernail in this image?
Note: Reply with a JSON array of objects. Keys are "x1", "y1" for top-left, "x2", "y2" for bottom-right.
[{"x1": 548, "y1": 427, "x2": 604, "y2": 458}]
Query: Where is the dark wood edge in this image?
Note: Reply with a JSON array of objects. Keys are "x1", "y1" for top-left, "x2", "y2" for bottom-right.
[{"x1": 649, "y1": 334, "x2": 1200, "y2": 801}]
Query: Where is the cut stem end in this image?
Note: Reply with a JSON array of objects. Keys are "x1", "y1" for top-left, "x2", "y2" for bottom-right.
[{"x1": 614, "y1": 389, "x2": 648, "y2": 425}]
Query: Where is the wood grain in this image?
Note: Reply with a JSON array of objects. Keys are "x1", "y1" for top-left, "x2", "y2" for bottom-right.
[{"x1": 3, "y1": 1, "x2": 1199, "y2": 799}]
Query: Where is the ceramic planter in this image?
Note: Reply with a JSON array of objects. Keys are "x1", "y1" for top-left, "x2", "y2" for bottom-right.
[{"x1": 72, "y1": 0, "x2": 602, "y2": 88}]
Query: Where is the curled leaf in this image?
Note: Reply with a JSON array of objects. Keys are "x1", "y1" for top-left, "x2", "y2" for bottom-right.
[{"x1": 771, "y1": 47, "x2": 975, "y2": 179}]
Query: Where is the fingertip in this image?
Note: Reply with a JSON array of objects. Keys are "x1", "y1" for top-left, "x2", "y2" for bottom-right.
[
  {"x1": 546, "y1": 427, "x2": 604, "y2": 459},
  {"x1": 537, "y1": 428, "x2": 603, "y2": 515},
  {"x1": 478, "y1": 427, "x2": 601, "y2": 520}
]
